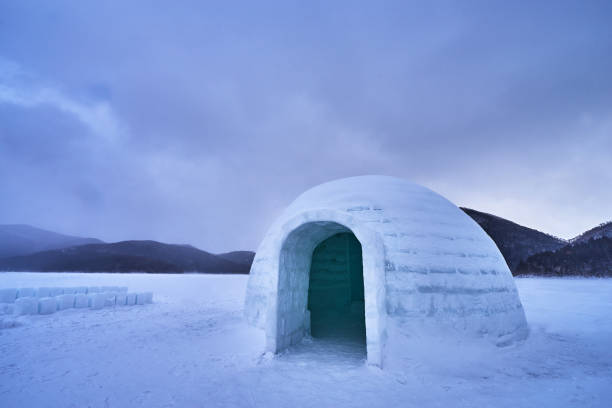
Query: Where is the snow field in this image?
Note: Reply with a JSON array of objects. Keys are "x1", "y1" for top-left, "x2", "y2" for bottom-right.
[{"x1": 0, "y1": 273, "x2": 610, "y2": 408}]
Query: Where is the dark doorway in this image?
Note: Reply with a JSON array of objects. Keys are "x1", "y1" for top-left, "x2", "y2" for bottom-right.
[{"x1": 307, "y1": 232, "x2": 366, "y2": 344}]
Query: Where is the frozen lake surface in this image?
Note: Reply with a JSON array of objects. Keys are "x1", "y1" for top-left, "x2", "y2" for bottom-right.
[{"x1": 1, "y1": 273, "x2": 611, "y2": 407}]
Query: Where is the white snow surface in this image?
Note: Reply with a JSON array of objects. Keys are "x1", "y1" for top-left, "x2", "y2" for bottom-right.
[{"x1": 0, "y1": 273, "x2": 611, "y2": 407}]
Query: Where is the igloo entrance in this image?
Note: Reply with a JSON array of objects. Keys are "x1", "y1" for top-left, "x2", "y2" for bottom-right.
[
  {"x1": 273, "y1": 219, "x2": 381, "y2": 362},
  {"x1": 308, "y1": 232, "x2": 366, "y2": 345},
  {"x1": 264, "y1": 216, "x2": 386, "y2": 366}
]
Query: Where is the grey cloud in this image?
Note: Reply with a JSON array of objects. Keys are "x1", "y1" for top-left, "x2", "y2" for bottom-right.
[{"x1": 1, "y1": 1, "x2": 611, "y2": 251}]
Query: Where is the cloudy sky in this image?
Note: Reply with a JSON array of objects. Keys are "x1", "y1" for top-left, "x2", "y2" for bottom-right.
[{"x1": 1, "y1": 1, "x2": 611, "y2": 252}]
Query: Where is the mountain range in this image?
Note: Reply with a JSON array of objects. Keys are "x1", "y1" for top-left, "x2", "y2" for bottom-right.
[
  {"x1": 460, "y1": 208, "x2": 566, "y2": 270},
  {"x1": 0, "y1": 224, "x2": 102, "y2": 258},
  {"x1": 461, "y1": 209, "x2": 612, "y2": 277},
  {"x1": 1, "y1": 213, "x2": 611, "y2": 276},
  {"x1": 0, "y1": 225, "x2": 252, "y2": 274},
  {"x1": 569, "y1": 221, "x2": 612, "y2": 244}
]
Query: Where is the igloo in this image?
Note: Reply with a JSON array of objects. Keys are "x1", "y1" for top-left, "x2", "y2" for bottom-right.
[{"x1": 244, "y1": 175, "x2": 528, "y2": 367}]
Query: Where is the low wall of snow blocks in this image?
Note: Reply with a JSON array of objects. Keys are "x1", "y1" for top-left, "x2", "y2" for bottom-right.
[
  {"x1": 36, "y1": 287, "x2": 51, "y2": 297},
  {"x1": 18, "y1": 288, "x2": 35, "y2": 297},
  {"x1": 0, "y1": 286, "x2": 150, "y2": 316},
  {"x1": 14, "y1": 297, "x2": 38, "y2": 316},
  {"x1": 89, "y1": 293, "x2": 106, "y2": 310},
  {"x1": 74, "y1": 294, "x2": 89, "y2": 308},
  {"x1": 0, "y1": 288, "x2": 18, "y2": 303},
  {"x1": 0, "y1": 286, "x2": 129, "y2": 301},
  {"x1": 136, "y1": 292, "x2": 153, "y2": 305},
  {"x1": 38, "y1": 297, "x2": 56, "y2": 315},
  {"x1": 57, "y1": 294, "x2": 76, "y2": 310},
  {"x1": 103, "y1": 293, "x2": 117, "y2": 307},
  {"x1": 126, "y1": 293, "x2": 136, "y2": 306},
  {"x1": 115, "y1": 293, "x2": 127, "y2": 305}
]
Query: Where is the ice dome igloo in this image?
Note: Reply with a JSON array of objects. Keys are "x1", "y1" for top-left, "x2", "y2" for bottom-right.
[{"x1": 244, "y1": 175, "x2": 528, "y2": 367}]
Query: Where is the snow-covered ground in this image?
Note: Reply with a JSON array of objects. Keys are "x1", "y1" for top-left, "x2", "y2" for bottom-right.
[{"x1": 1, "y1": 273, "x2": 611, "y2": 408}]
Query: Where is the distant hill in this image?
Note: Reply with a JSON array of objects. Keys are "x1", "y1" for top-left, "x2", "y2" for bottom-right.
[
  {"x1": 461, "y1": 208, "x2": 567, "y2": 271},
  {"x1": 515, "y1": 237, "x2": 612, "y2": 277},
  {"x1": 569, "y1": 221, "x2": 612, "y2": 245},
  {"x1": 0, "y1": 224, "x2": 103, "y2": 258},
  {"x1": 217, "y1": 251, "x2": 255, "y2": 266},
  {"x1": 4, "y1": 214, "x2": 610, "y2": 277},
  {"x1": 0, "y1": 240, "x2": 251, "y2": 274}
]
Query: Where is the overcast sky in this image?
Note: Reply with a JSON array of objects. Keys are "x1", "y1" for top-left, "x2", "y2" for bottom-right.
[{"x1": 1, "y1": 1, "x2": 611, "y2": 252}]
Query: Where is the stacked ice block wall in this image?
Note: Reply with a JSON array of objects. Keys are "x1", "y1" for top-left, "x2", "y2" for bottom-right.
[{"x1": 0, "y1": 287, "x2": 153, "y2": 316}]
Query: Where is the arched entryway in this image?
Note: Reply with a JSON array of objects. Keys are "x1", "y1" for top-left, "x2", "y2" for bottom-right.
[
  {"x1": 269, "y1": 215, "x2": 386, "y2": 366},
  {"x1": 308, "y1": 232, "x2": 366, "y2": 345}
]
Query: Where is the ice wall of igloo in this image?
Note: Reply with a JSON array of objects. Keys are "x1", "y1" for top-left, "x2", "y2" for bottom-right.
[{"x1": 245, "y1": 175, "x2": 529, "y2": 368}]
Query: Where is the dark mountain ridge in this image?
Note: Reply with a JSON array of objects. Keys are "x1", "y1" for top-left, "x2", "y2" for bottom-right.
[
  {"x1": 460, "y1": 208, "x2": 567, "y2": 270},
  {"x1": 3, "y1": 214, "x2": 611, "y2": 276},
  {"x1": 569, "y1": 221, "x2": 612, "y2": 245},
  {"x1": 462, "y1": 208, "x2": 611, "y2": 277},
  {"x1": 217, "y1": 251, "x2": 256, "y2": 266},
  {"x1": 0, "y1": 240, "x2": 251, "y2": 274},
  {"x1": 516, "y1": 237, "x2": 612, "y2": 277}
]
